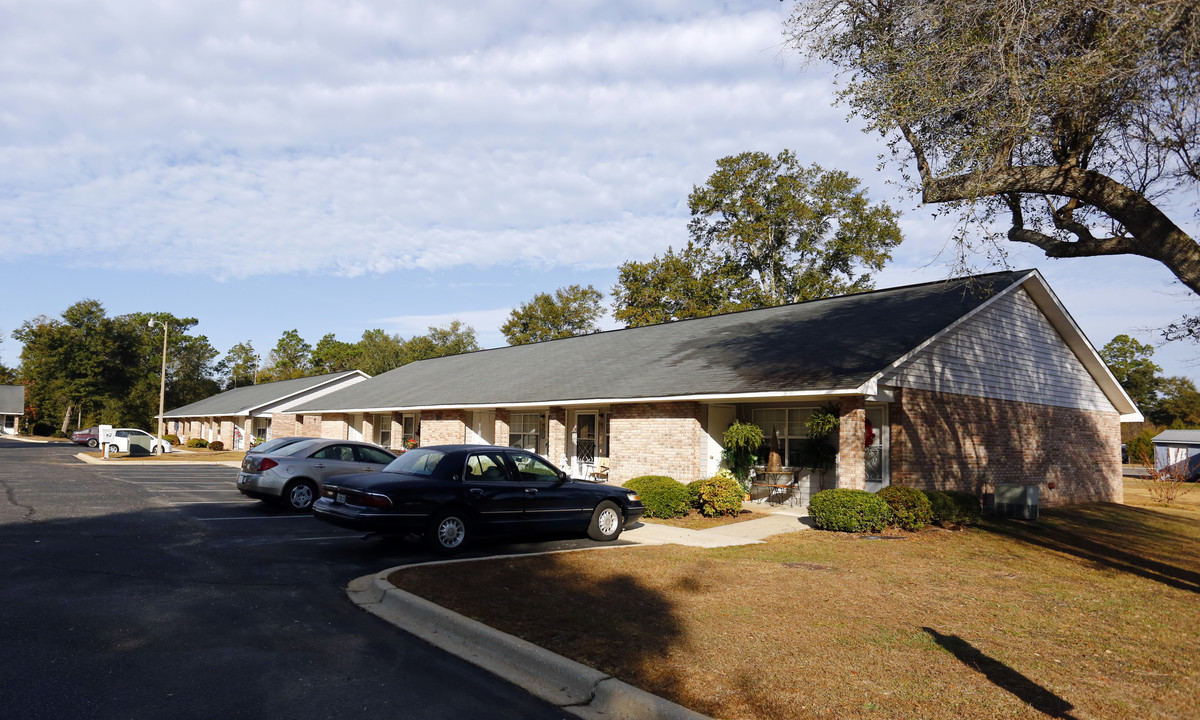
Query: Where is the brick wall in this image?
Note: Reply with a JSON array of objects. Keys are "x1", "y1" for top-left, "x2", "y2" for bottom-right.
[
  {"x1": 608, "y1": 402, "x2": 705, "y2": 485},
  {"x1": 321, "y1": 414, "x2": 346, "y2": 440},
  {"x1": 547, "y1": 408, "x2": 567, "y2": 468},
  {"x1": 495, "y1": 409, "x2": 510, "y2": 449},
  {"x1": 301, "y1": 414, "x2": 322, "y2": 437},
  {"x1": 837, "y1": 397, "x2": 866, "y2": 490},
  {"x1": 890, "y1": 387, "x2": 1122, "y2": 505},
  {"x1": 272, "y1": 414, "x2": 299, "y2": 438},
  {"x1": 420, "y1": 410, "x2": 467, "y2": 446}
]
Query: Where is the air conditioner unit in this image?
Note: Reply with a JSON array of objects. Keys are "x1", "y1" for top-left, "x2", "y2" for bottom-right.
[{"x1": 994, "y1": 483, "x2": 1039, "y2": 520}]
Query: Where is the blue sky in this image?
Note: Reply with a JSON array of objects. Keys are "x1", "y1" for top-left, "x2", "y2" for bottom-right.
[{"x1": 1, "y1": 1, "x2": 1197, "y2": 384}]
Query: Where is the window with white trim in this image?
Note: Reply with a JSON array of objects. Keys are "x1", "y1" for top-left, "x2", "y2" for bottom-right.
[{"x1": 509, "y1": 413, "x2": 542, "y2": 452}]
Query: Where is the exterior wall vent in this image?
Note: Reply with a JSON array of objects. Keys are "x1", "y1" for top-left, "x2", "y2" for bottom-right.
[{"x1": 994, "y1": 483, "x2": 1039, "y2": 520}]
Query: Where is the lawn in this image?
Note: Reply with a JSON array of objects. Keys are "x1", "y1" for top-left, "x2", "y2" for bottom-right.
[{"x1": 390, "y1": 480, "x2": 1200, "y2": 719}]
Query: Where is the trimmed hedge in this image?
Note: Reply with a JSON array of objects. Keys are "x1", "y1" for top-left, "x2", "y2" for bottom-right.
[
  {"x1": 186, "y1": 438, "x2": 209, "y2": 449},
  {"x1": 693, "y1": 473, "x2": 745, "y2": 517},
  {"x1": 808, "y1": 489, "x2": 892, "y2": 533},
  {"x1": 163, "y1": 434, "x2": 180, "y2": 445},
  {"x1": 208, "y1": 441, "x2": 225, "y2": 452},
  {"x1": 924, "y1": 490, "x2": 982, "y2": 526},
  {"x1": 625, "y1": 475, "x2": 691, "y2": 519},
  {"x1": 878, "y1": 485, "x2": 933, "y2": 531}
]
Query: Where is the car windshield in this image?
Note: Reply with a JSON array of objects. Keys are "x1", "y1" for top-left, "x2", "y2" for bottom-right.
[
  {"x1": 272, "y1": 439, "x2": 322, "y2": 457},
  {"x1": 383, "y1": 449, "x2": 446, "y2": 476}
]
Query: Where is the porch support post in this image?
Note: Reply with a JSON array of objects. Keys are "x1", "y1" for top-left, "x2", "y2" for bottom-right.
[
  {"x1": 547, "y1": 407, "x2": 567, "y2": 468},
  {"x1": 837, "y1": 396, "x2": 867, "y2": 490}
]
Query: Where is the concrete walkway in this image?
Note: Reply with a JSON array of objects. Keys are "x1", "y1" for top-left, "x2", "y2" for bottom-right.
[{"x1": 349, "y1": 503, "x2": 811, "y2": 720}]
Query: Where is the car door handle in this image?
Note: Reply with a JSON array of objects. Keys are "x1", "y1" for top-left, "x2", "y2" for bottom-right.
[
  {"x1": 469, "y1": 488, "x2": 484, "y2": 496},
  {"x1": 525, "y1": 488, "x2": 539, "y2": 495},
  {"x1": 359, "y1": 467, "x2": 374, "y2": 472},
  {"x1": 313, "y1": 463, "x2": 326, "y2": 468}
]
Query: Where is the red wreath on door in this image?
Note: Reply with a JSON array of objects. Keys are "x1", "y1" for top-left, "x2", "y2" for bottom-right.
[{"x1": 864, "y1": 418, "x2": 876, "y2": 449}]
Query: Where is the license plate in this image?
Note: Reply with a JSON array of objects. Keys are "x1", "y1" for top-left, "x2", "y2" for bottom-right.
[
  {"x1": 336, "y1": 493, "x2": 346, "y2": 504},
  {"x1": 237, "y1": 474, "x2": 248, "y2": 486}
]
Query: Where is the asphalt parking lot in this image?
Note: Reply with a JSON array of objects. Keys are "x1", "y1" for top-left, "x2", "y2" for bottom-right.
[{"x1": 0, "y1": 441, "x2": 596, "y2": 720}]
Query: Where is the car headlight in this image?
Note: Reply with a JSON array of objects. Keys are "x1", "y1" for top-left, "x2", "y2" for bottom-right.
[{"x1": 627, "y1": 492, "x2": 640, "y2": 502}]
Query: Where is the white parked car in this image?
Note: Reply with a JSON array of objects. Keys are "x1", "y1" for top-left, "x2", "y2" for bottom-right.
[{"x1": 104, "y1": 428, "x2": 172, "y2": 454}]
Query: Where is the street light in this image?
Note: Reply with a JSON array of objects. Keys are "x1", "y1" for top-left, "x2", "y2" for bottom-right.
[{"x1": 147, "y1": 318, "x2": 168, "y2": 454}]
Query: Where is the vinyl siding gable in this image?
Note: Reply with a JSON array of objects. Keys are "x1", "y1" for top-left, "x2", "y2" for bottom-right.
[{"x1": 882, "y1": 288, "x2": 1115, "y2": 412}]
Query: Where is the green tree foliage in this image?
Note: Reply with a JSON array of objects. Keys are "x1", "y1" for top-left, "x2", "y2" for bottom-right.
[
  {"x1": 402, "y1": 321, "x2": 480, "y2": 363},
  {"x1": 612, "y1": 152, "x2": 902, "y2": 327},
  {"x1": 501, "y1": 284, "x2": 604, "y2": 345},
  {"x1": 14, "y1": 300, "x2": 219, "y2": 432},
  {"x1": 1100, "y1": 334, "x2": 1162, "y2": 411},
  {"x1": 220, "y1": 341, "x2": 259, "y2": 389},
  {"x1": 785, "y1": 0, "x2": 1200, "y2": 302},
  {"x1": 612, "y1": 243, "x2": 758, "y2": 327},
  {"x1": 260, "y1": 330, "x2": 312, "y2": 382},
  {"x1": 1151, "y1": 377, "x2": 1200, "y2": 427},
  {"x1": 311, "y1": 333, "x2": 362, "y2": 375},
  {"x1": 686, "y1": 150, "x2": 903, "y2": 306},
  {"x1": 356, "y1": 329, "x2": 406, "y2": 376}
]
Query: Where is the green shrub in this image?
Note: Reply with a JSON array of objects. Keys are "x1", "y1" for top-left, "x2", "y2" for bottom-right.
[
  {"x1": 808, "y1": 489, "x2": 892, "y2": 533},
  {"x1": 1125, "y1": 428, "x2": 1156, "y2": 466},
  {"x1": 208, "y1": 441, "x2": 225, "y2": 451},
  {"x1": 625, "y1": 475, "x2": 691, "y2": 519},
  {"x1": 878, "y1": 485, "x2": 933, "y2": 531},
  {"x1": 163, "y1": 434, "x2": 180, "y2": 445},
  {"x1": 685, "y1": 479, "x2": 705, "y2": 508},
  {"x1": 693, "y1": 472, "x2": 746, "y2": 517},
  {"x1": 31, "y1": 421, "x2": 54, "y2": 437},
  {"x1": 924, "y1": 490, "x2": 982, "y2": 526},
  {"x1": 186, "y1": 438, "x2": 209, "y2": 449}
]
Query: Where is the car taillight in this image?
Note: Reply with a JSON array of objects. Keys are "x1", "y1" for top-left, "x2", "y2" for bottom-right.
[
  {"x1": 257, "y1": 458, "x2": 278, "y2": 472},
  {"x1": 360, "y1": 493, "x2": 392, "y2": 508}
]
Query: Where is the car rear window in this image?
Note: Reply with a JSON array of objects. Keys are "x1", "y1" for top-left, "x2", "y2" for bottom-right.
[
  {"x1": 384, "y1": 449, "x2": 446, "y2": 476},
  {"x1": 273, "y1": 439, "x2": 322, "y2": 456}
]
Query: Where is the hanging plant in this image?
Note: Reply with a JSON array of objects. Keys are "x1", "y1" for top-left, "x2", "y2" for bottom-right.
[
  {"x1": 722, "y1": 420, "x2": 764, "y2": 490},
  {"x1": 805, "y1": 402, "x2": 841, "y2": 439}
]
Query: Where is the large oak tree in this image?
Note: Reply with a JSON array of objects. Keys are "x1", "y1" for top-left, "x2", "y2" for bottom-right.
[{"x1": 786, "y1": 0, "x2": 1200, "y2": 297}]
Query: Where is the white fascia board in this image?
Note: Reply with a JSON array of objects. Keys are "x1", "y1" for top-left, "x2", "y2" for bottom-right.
[
  {"x1": 292, "y1": 388, "x2": 868, "y2": 415},
  {"x1": 241, "y1": 371, "x2": 370, "y2": 416}
]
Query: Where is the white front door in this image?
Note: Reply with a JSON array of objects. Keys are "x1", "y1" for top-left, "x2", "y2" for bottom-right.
[
  {"x1": 574, "y1": 413, "x2": 597, "y2": 473},
  {"x1": 707, "y1": 405, "x2": 736, "y2": 477},
  {"x1": 347, "y1": 414, "x2": 363, "y2": 441}
]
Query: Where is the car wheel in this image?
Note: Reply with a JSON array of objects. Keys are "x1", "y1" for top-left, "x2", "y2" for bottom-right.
[
  {"x1": 87, "y1": 438, "x2": 98, "y2": 448},
  {"x1": 107, "y1": 444, "x2": 120, "y2": 454},
  {"x1": 282, "y1": 480, "x2": 318, "y2": 512},
  {"x1": 426, "y1": 509, "x2": 471, "y2": 554},
  {"x1": 587, "y1": 500, "x2": 624, "y2": 542}
]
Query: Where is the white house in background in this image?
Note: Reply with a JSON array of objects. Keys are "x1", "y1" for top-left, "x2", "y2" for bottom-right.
[
  {"x1": 1151, "y1": 430, "x2": 1200, "y2": 479},
  {"x1": 161, "y1": 371, "x2": 369, "y2": 449},
  {"x1": 0, "y1": 385, "x2": 23, "y2": 435}
]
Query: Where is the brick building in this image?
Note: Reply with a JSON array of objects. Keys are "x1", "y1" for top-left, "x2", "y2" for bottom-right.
[
  {"x1": 161, "y1": 371, "x2": 369, "y2": 450},
  {"x1": 270, "y1": 271, "x2": 1139, "y2": 505}
]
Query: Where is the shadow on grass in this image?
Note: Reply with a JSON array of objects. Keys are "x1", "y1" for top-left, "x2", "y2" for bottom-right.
[
  {"x1": 923, "y1": 628, "x2": 1077, "y2": 719},
  {"x1": 391, "y1": 549, "x2": 693, "y2": 710},
  {"x1": 979, "y1": 504, "x2": 1200, "y2": 594}
]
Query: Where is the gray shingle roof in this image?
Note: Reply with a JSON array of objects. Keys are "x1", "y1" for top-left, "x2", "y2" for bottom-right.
[
  {"x1": 163, "y1": 371, "x2": 365, "y2": 418},
  {"x1": 0, "y1": 385, "x2": 24, "y2": 415},
  {"x1": 291, "y1": 271, "x2": 1029, "y2": 412},
  {"x1": 1152, "y1": 430, "x2": 1200, "y2": 444}
]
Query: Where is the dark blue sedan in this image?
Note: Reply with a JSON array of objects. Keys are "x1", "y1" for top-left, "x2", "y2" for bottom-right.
[{"x1": 313, "y1": 444, "x2": 645, "y2": 553}]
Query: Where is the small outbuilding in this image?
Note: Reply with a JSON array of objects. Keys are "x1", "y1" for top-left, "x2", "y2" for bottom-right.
[
  {"x1": 1150, "y1": 430, "x2": 1200, "y2": 479},
  {"x1": 0, "y1": 385, "x2": 24, "y2": 436}
]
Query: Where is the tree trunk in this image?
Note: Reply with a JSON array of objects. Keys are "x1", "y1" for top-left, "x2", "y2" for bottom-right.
[{"x1": 60, "y1": 403, "x2": 74, "y2": 436}]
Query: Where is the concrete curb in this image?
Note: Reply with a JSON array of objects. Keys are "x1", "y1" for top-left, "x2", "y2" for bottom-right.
[
  {"x1": 73, "y1": 452, "x2": 242, "y2": 468},
  {"x1": 347, "y1": 569, "x2": 712, "y2": 720}
]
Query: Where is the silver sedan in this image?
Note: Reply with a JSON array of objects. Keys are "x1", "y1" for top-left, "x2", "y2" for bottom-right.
[{"x1": 235, "y1": 438, "x2": 398, "y2": 511}]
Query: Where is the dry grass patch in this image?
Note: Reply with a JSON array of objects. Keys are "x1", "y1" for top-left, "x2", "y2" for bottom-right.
[
  {"x1": 391, "y1": 482, "x2": 1200, "y2": 719},
  {"x1": 645, "y1": 507, "x2": 773, "y2": 531}
]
